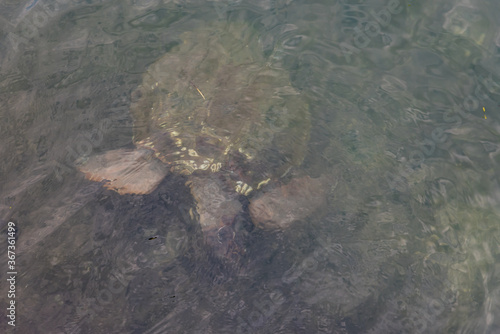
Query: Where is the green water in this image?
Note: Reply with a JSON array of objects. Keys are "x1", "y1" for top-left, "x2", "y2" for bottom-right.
[{"x1": 1, "y1": 0, "x2": 499, "y2": 333}]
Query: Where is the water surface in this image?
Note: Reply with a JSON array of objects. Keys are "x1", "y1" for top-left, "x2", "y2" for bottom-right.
[{"x1": 1, "y1": 0, "x2": 500, "y2": 333}]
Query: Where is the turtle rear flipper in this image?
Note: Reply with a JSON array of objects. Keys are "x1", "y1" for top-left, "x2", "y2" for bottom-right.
[{"x1": 78, "y1": 148, "x2": 168, "y2": 195}]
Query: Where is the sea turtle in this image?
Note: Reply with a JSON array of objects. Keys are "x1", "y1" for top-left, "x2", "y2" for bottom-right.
[{"x1": 78, "y1": 21, "x2": 311, "y2": 259}]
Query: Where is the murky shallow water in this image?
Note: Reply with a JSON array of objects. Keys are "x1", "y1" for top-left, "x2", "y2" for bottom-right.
[{"x1": 1, "y1": 0, "x2": 500, "y2": 333}]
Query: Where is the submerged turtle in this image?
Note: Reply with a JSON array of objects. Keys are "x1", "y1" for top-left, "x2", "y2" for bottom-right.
[{"x1": 78, "y1": 22, "x2": 311, "y2": 259}]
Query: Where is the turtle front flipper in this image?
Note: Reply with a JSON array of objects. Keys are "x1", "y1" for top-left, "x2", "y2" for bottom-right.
[
  {"x1": 77, "y1": 148, "x2": 168, "y2": 195},
  {"x1": 249, "y1": 175, "x2": 333, "y2": 230}
]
